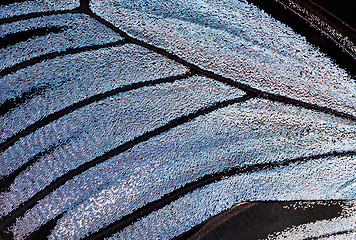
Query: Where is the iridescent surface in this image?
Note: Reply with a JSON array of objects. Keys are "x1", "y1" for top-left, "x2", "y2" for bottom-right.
[
  {"x1": 0, "y1": 13, "x2": 122, "y2": 71},
  {"x1": 1, "y1": 76, "x2": 243, "y2": 228},
  {"x1": 0, "y1": 0, "x2": 355, "y2": 239},
  {"x1": 0, "y1": 44, "x2": 186, "y2": 142},
  {"x1": 46, "y1": 100, "x2": 356, "y2": 239},
  {"x1": 0, "y1": 0, "x2": 79, "y2": 20},
  {"x1": 91, "y1": 0, "x2": 356, "y2": 116}
]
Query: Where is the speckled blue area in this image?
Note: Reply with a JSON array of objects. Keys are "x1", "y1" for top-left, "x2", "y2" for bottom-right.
[
  {"x1": 0, "y1": 0, "x2": 79, "y2": 20},
  {"x1": 45, "y1": 100, "x2": 356, "y2": 239},
  {"x1": 0, "y1": 0, "x2": 355, "y2": 239},
  {"x1": 1, "y1": 76, "x2": 244, "y2": 219},
  {"x1": 0, "y1": 44, "x2": 186, "y2": 142},
  {"x1": 91, "y1": 0, "x2": 356, "y2": 116},
  {"x1": 0, "y1": 13, "x2": 122, "y2": 71}
]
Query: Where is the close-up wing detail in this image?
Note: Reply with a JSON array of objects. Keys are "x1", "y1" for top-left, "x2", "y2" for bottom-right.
[{"x1": 0, "y1": 0, "x2": 355, "y2": 239}]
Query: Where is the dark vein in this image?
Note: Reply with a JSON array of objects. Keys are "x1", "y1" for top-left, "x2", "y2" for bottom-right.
[
  {"x1": 0, "y1": 3, "x2": 354, "y2": 238},
  {"x1": 276, "y1": 0, "x2": 356, "y2": 59},
  {"x1": 0, "y1": 94, "x2": 253, "y2": 232},
  {"x1": 26, "y1": 213, "x2": 65, "y2": 240},
  {"x1": 256, "y1": 0, "x2": 356, "y2": 77},
  {"x1": 0, "y1": 133, "x2": 80, "y2": 193},
  {"x1": 82, "y1": 150, "x2": 356, "y2": 240},
  {"x1": 0, "y1": 26, "x2": 64, "y2": 49},
  {"x1": 79, "y1": 0, "x2": 90, "y2": 11},
  {"x1": 0, "y1": 71, "x2": 193, "y2": 153},
  {"x1": 0, "y1": 39, "x2": 127, "y2": 77},
  {"x1": 0, "y1": 84, "x2": 49, "y2": 117},
  {"x1": 257, "y1": 92, "x2": 356, "y2": 120},
  {"x1": 85, "y1": 10, "x2": 356, "y2": 122},
  {"x1": 0, "y1": 9, "x2": 81, "y2": 25},
  {"x1": 304, "y1": 229, "x2": 356, "y2": 240}
]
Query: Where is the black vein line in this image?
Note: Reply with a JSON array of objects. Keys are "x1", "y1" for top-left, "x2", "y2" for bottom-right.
[
  {"x1": 0, "y1": 71, "x2": 193, "y2": 153},
  {"x1": 246, "y1": 0, "x2": 355, "y2": 78},
  {"x1": 304, "y1": 229, "x2": 356, "y2": 240},
  {"x1": 0, "y1": 2, "x2": 354, "y2": 238},
  {"x1": 85, "y1": 9, "x2": 356, "y2": 122},
  {"x1": 0, "y1": 83, "x2": 49, "y2": 117},
  {"x1": 0, "y1": 133, "x2": 80, "y2": 193},
  {"x1": 0, "y1": 94, "x2": 253, "y2": 233},
  {"x1": 26, "y1": 213, "x2": 65, "y2": 240},
  {"x1": 82, "y1": 150, "x2": 356, "y2": 240},
  {"x1": 1, "y1": 3, "x2": 354, "y2": 154},
  {"x1": 0, "y1": 9, "x2": 82, "y2": 25},
  {"x1": 276, "y1": 0, "x2": 356, "y2": 59},
  {"x1": 0, "y1": 0, "x2": 91, "y2": 25},
  {"x1": 0, "y1": 39, "x2": 128, "y2": 77},
  {"x1": 79, "y1": 0, "x2": 90, "y2": 11},
  {"x1": 0, "y1": 26, "x2": 64, "y2": 49}
]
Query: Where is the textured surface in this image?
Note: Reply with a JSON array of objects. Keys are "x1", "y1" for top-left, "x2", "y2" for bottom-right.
[
  {"x1": 175, "y1": 200, "x2": 356, "y2": 240},
  {"x1": 0, "y1": 13, "x2": 122, "y2": 71},
  {"x1": 1, "y1": 76, "x2": 244, "y2": 217},
  {"x1": 0, "y1": 0, "x2": 79, "y2": 20},
  {"x1": 91, "y1": 0, "x2": 356, "y2": 115},
  {"x1": 0, "y1": 0, "x2": 355, "y2": 239},
  {"x1": 112, "y1": 155, "x2": 355, "y2": 239}
]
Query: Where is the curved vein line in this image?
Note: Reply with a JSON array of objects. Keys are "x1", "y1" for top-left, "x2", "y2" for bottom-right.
[
  {"x1": 0, "y1": 94, "x2": 254, "y2": 231},
  {"x1": 0, "y1": 71, "x2": 193, "y2": 153},
  {"x1": 0, "y1": 132, "x2": 81, "y2": 193},
  {"x1": 0, "y1": 84, "x2": 49, "y2": 117},
  {"x1": 85, "y1": 10, "x2": 356, "y2": 122},
  {"x1": 0, "y1": 72, "x2": 193, "y2": 190},
  {"x1": 0, "y1": 39, "x2": 128, "y2": 77},
  {"x1": 25, "y1": 213, "x2": 65, "y2": 240},
  {"x1": 275, "y1": 0, "x2": 356, "y2": 59},
  {"x1": 0, "y1": 8, "x2": 82, "y2": 25},
  {"x1": 0, "y1": 26, "x2": 64, "y2": 49},
  {"x1": 82, "y1": 150, "x2": 356, "y2": 240}
]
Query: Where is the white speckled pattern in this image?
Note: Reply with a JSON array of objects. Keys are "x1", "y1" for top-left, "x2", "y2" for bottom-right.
[
  {"x1": 0, "y1": 44, "x2": 187, "y2": 142},
  {"x1": 0, "y1": 76, "x2": 244, "y2": 219},
  {"x1": 0, "y1": 0, "x2": 355, "y2": 239},
  {"x1": 26, "y1": 99, "x2": 356, "y2": 240},
  {"x1": 0, "y1": 0, "x2": 79, "y2": 20},
  {"x1": 91, "y1": 0, "x2": 356, "y2": 116},
  {"x1": 0, "y1": 13, "x2": 122, "y2": 71},
  {"x1": 107, "y1": 160, "x2": 355, "y2": 240}
]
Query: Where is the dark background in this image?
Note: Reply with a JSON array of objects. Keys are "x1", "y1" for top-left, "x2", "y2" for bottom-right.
[{"x1": 312, "y1": 0, "x2": 356, "y2": 29}]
